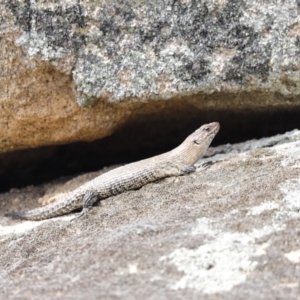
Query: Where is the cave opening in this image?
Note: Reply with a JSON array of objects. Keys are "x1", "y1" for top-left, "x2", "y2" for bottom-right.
[{"x1": 0, "y1": 105, "x2": 299, "y2": 193}]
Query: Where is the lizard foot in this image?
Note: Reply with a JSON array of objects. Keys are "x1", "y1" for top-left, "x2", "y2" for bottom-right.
[{"x1": 181, "y1": 165, "x2": 196, "y2": 174}]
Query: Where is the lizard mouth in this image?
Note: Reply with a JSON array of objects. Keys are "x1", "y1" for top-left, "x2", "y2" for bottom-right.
[{"x1": 211, "y1": 122, "x2": 220, "y2": 133}]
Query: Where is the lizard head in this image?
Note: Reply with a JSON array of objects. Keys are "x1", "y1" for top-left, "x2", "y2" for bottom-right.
[
  {"x1": 191, "y1": 122, "x2": 220, "y2": 147},
  {"x1": 177, "y1": 122, "x2": 220, "y2": 165}
]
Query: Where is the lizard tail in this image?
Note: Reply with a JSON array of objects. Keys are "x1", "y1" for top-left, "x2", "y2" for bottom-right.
[
  {"x1": 4, "y1": 209, "x2": 50, "y2": 221},
  {"x1": 5, "y1": 205, "x2": 70, "y2": 221},
  {"x1": 5, "y1": 197, "x2": 82, "y2": 221},
  {"x1": 5, "y1": 211, "x2": 33, "y2": 220}
]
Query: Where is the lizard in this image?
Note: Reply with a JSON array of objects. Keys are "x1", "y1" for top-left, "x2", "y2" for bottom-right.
[{"x1": 5, "y1": 122, "x2": 220, "y2": 221}]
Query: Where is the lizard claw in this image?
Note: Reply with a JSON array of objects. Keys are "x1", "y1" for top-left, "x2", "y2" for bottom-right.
[
  {"x1": 198, "y1": 161, "x2": 214, "y2": 170},
  {"x1": 70, "y1": 207, "x2": 91, "y2": 222},
  {"x1": 181, "y1": 165, "x2": 196, "y2": 174}
]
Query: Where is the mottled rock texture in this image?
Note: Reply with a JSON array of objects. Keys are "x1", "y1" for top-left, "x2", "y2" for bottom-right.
[
  {"x1": 1, "y1": 130, "x2": 300, "y2": 299},
  {"x1": 1, "y1": 0, "x2": 300, "y2": 152}
]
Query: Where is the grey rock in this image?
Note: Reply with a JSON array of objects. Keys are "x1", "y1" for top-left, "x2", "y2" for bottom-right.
[
  {"x1": 1, "y1": 130, "x2": 300, "y2": 299},
  {"x1": 3, "y1": 0, "x2": 300, "y2": 105}
]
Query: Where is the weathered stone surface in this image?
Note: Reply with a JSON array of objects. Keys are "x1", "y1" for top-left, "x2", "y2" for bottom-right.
[
  {"x1": 5, "y1": 0, "x2": 300, "y2": 102},
  {"x1": 1, "y1": 130, "x2": 300, "y2": 299},
  {"x1": 1, "y1": 0, "x2": 300, "y2": 153}
]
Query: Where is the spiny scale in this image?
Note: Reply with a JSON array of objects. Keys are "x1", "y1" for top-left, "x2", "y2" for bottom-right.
[{"x1": 5, "y1": 122, "x2": 220, "y2": 220}]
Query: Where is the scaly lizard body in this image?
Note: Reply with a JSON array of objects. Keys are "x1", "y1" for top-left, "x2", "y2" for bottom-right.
[{"x1": 5, "y1": 122, "x2": 220, "y2": 220}]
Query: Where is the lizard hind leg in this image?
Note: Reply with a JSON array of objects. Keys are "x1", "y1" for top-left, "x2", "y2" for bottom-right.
[{"x1": 72, "y1": 190, "x2": 98, "y2": 221}]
